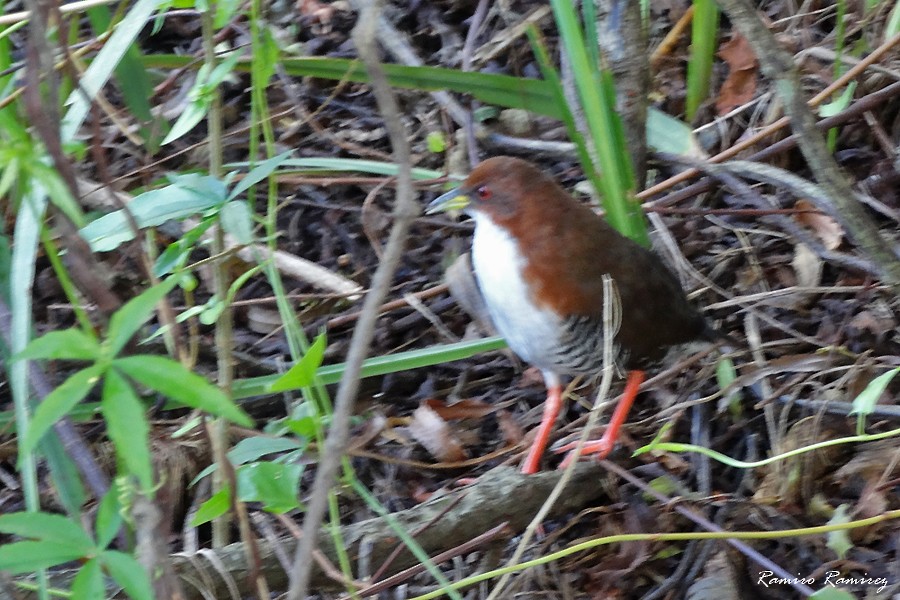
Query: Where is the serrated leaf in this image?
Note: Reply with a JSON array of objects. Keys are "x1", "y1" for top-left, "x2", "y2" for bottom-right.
[
  {"x1": 270, "y1": 333, "x2": 326, "y2": 392},
  {"x1": 113, "y1": 355, "x2": 253, "y2": 426},
  {"x1": 15, "y1": 329, "x2": 100, "y2": 361},
  {"x1": 826, "y1": 504, "x2": 853, "y2": 559},
  {"x1": 0, "y1": 512, "x2": 94, "y2": 549},
  {"x1": 106, "y1": 277, "x2": 180, "y2": 357},
  {"x1": 192, "y1": 486, "x2": 231, "y2": 526},
  {"x1": 102, "y1": 370, "x2": 153, "y2": 490},
  {"x1": 71, "y1": 558, "x2": 104, "y2": 600},
  {"x1": 21, "y1": 365, "x2": 104, "y2": 455},
  {"x1": 236, "y1": 461, "x2": 303, "y2": 513},
  {"x1": 100, "y1": 550, "x2": 153, "y2": 600}
]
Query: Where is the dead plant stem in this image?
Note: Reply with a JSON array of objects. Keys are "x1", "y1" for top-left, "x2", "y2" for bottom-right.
[{"x1": 286, "y1": 0, "x2": 418, "y2": 595}]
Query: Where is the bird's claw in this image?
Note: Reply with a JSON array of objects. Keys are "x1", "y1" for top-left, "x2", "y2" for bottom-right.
[{"x1": 554, "y1": 439, "x2": 614, "y2": 469}]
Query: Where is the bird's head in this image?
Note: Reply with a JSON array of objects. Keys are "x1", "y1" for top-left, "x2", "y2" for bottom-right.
[{"x1": 426, "y1": 156, "x2": 542, "y2": 225}]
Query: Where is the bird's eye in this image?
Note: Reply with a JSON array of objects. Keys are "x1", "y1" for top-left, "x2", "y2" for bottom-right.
[{"x1": 475, "y1": 185, "x2": 492, "y2": 201}]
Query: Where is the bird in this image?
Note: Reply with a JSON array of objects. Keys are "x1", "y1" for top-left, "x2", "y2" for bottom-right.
[{"x1": 426, "y1": 156, "x2": 722, "y2": 474}]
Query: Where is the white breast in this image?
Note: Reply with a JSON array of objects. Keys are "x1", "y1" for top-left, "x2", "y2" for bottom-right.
[{"x1": 471, "y1": 213, "x2": 564, "y2": 374}]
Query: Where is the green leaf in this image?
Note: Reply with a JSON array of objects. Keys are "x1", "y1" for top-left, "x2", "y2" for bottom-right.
[
  {"x1": 80, "y1": 174, "x2": 229, "y2": 252},
  {"x1": 161, "y1": 95, "x2": 212, "y2": 146},
  {"x1": 192, "y1": 486, "x2": 231, "y2": 526},
  {"x1": 0, "y1": 512, "x2": 94, "y2": 549},
  {"x1": 31, "y1": 162, "x2": 86, "y2": 228},
  {"x1": 426, "y1": 131, "x2": 446, "y2": 153},
  {"x1": 236, "y1": 461, "x2": 303, "y2": 513},
  {"x1": 818, "y1": 82, "x2": 857, "y2": 118},
  {"x1": 72, "y1": 559, "x2": 105, "y2": 600},
  {"x1": 219, "y1": 200, "x2": 254, "y2": 245},
  {"x1": 234, "y1": 335, "x2": 507, "y2": 399},
  {"x1": 826, "y1": 504, "x2": 853, "y2": 559},
  {"x1": 213, "y1": 0, "x2": 240, "y2": 28},
  {"x1": 161, "y1": 51, "x2": 244, "y2": 145},
  {"x1": 114, "y1": 355, "x2": 253, "y2": 426},
  {"x1": 809, "y1": 589, "x2": 856, "y2": 600},
  {"x1": 189, "y1": 434, "x2": 304, "y2": 486},
  {"x1": 106, "y1": 277, "x2": 180, "y2": 357},
  {"x1": 86, "y1": 5, "x2": 166, "y2": 151},
  {"x1": 271, "y1": 157, "x2": 445, "y2": 180},
  {"x1": 61, "y1": 0, "x2": 162, "y2": 143},
  {"x1": 850, "y1": 367, "x2": 899, "y2": 433},
  {"x1": 269, "y1": 333, "x2": 327, "y2": 392},
  {"x1": 199, "y1": 295, "x2": 225, "y2": 326},
  {"x1": 95, "y1": 489, "x2": 123, "y2": 549},
  {"x1": 42, "y1": 432, "x2": 88, "y2": 517},
  {"x1": 102, "y1": 370, "x2": 154, "y2": 490},
  {"x1": 285, "y1": 401, "x2": 318, "y2": 439},
  {"x1": 685, "y1": 0, "x2": 719, "y2": 119},
  {"x1": 15, "y1": 329, "x2": 100, "y2": 361},
  {"x1": 646, "y1": 109, "x2": 705, "y2": 156},
  {"x1": 153, "y1": 218, "x2": 215, "y2": 277},
  {"x1": 100, "y1": 550, "x2": 154, "y2": 600},
  {"x1": 0, "y1": 540, "x2": 89, "y2": 573},
  {"x1": 715, "y1": 356, "x2": 741, "y2": 418},
  {"x1": 888, "y1": 1, "x2": 900, "y2": 40},
  {"x1": 255, "y1": 27, "x2": 280, "y2": 84},
  {"x1": 21, "y1": 365, "x2": 104, "y2": 455},
  {"x1": 228, "y1": 436, "x2": 303, "y2": 466},
  {"x1": 227, "y1": 151, "x2": 292, "y2": 200}
]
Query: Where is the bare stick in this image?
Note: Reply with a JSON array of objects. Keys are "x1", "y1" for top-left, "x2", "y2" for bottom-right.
[{"x1": 286, "y1": 0, "x2": 418, "y2": 596}]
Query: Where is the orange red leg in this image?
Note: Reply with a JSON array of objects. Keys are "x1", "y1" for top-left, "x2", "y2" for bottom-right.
[
  {"x1": 520, "y1": 383, "x2": 563, "y2": 474},
  {"x1": 557, "y1": 369, "x2": 645, "y2": 468}
]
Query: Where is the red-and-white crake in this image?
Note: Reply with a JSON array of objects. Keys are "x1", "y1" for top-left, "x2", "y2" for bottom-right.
[{"x1": 428, "y1": 157, "x2": 722, "y2": 474}]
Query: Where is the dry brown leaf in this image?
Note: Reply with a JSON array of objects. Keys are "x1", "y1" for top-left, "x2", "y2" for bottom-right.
[
  {"x1": 794, "y1": 199, "x2": 844, "y2": 250},
  {"x1": 791, "y1": 243, "x2": 823, "y2": 288},
  {"x1": 408, "y1": 404, "x2": 467, "y2": 462},
  {"x1": 856, "y1": 482, "x2": 888, "y2": 520},
  {"x1": 424, "y1": 398, "x2": 496, "y2": 420},
  {"x1": 297, "y1": 0, "x2": 334, "y2": 22},
  {"x1": 497, "y1": 409, "x2": 524, "y2": 446},
  {"x1": 716, "y1": 34, "x2": 758, "y2": 115},
  {"x1": 834, "y1": 440, "x2": 900, "y2": 482}
]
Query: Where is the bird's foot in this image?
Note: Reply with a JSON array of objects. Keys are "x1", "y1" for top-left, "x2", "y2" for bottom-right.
[{"x1": 553, "y1": 438, "x2": 614, "y2": 469}]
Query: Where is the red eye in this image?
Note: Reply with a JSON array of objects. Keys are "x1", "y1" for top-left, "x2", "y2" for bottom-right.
[{"x1": 476, "y1": 185, "x2": 492, "y2": 200}]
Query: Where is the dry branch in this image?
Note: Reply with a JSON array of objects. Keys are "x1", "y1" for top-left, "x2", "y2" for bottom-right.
[{"x1": 5, "y1": 465, "x2": 608, "y2": 599}]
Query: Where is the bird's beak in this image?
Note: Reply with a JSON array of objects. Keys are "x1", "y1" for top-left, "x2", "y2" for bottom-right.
[{"x1": 426, "y1": 187, "x2": 470, "y2": 214}]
